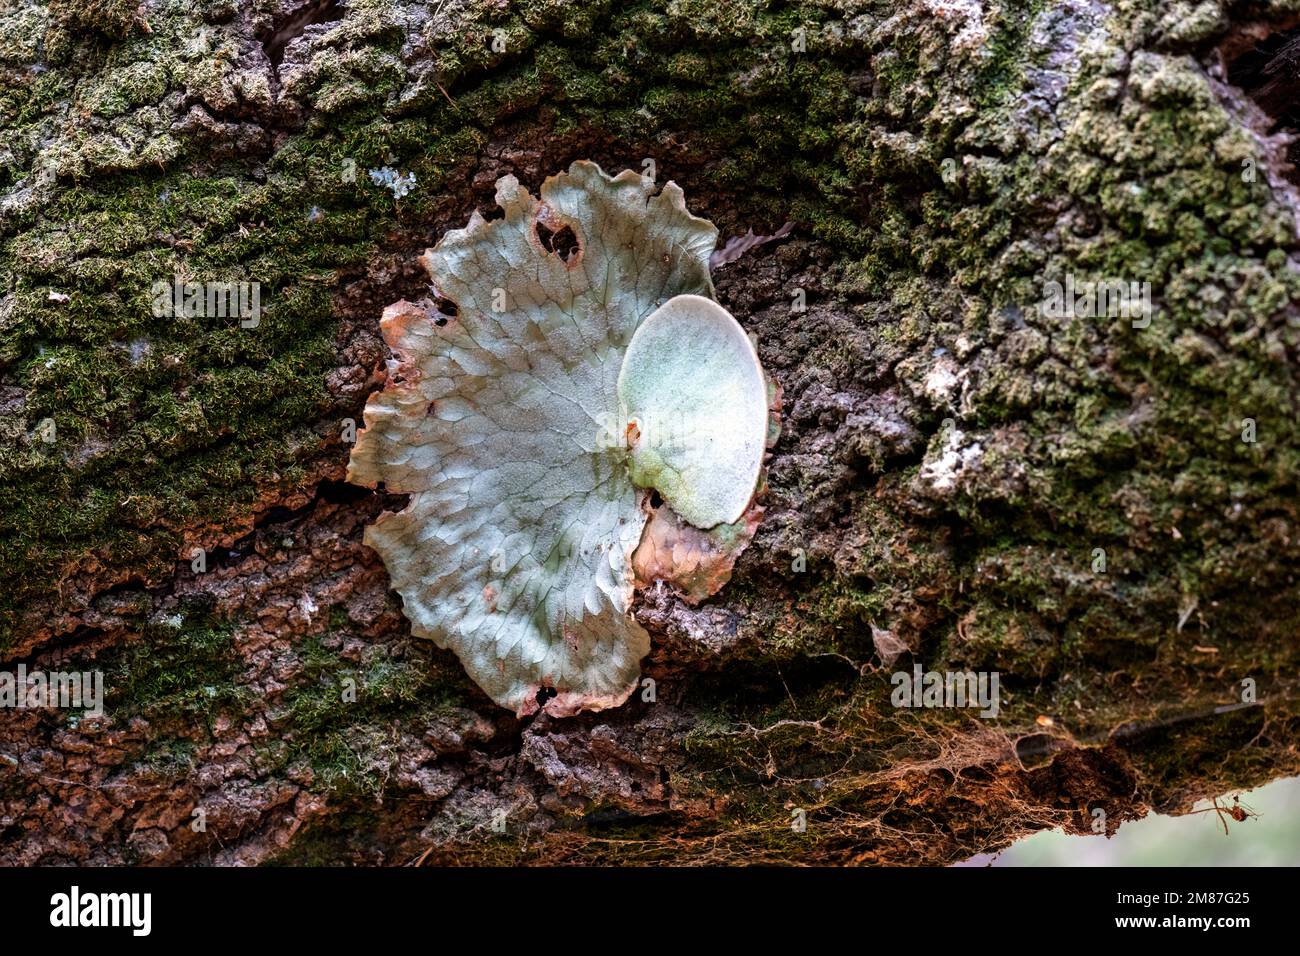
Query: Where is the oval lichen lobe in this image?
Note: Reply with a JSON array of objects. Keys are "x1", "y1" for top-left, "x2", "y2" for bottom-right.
[{"x1": 619, "y1": 293, "x2": 769, "y2": 529}]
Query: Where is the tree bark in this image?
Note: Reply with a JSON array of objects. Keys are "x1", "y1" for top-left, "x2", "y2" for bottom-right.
[{"x1": 1, "y1": 0, "x2": 1298, "y2": 865}]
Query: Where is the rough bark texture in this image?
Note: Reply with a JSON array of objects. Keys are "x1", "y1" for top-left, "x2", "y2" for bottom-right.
[{"x1": 1, "y1": 0, "x2": 1298, "y2": 865}]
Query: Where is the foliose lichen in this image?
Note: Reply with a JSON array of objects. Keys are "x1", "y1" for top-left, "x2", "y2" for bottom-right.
[{"x1": 348, "y1": 161, "x2": 770, "y2": 716}]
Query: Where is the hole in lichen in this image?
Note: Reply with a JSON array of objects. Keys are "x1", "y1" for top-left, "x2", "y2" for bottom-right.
[
  {"x1": 648, "y1": 489, "x2": 663, "y2": 509},
  {"x1": 536, "y1": 222, "x2": 580, "y2": 263},
  {"x1": 431, "y1": 295, "x2": 458, "y2": 325},
  {"x1": 1226, "y1": 23, "x2": 1300, "y2": 184},
  {"x1": 535, "y1": 685, "x2": 558, "y2": 708}
]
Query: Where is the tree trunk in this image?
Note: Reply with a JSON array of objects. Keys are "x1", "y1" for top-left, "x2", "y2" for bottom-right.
[{"x1": 2, "y1": 0, "x2": 1298, "y2": 865}]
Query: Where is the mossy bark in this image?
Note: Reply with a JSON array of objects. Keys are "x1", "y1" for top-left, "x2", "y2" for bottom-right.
[{"x1": 1, "y1": 0, "x2": 1298, "y2": 864}]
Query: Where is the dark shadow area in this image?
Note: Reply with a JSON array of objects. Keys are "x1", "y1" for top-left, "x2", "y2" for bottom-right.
[
  {"x1": 1227, "y1": 24, "x2": 1300, "y2": 182},
  {"x1": 260, "y1": 0, "x2": 345, "y2": 69}
]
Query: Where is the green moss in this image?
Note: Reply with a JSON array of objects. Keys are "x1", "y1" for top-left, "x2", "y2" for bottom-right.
[
  {"x1": 50, "y1": 0, "x2": 138, "y2": 34},
  {"x1": 138, "y1": 737, "x2": 199, "y2": 774},
  {"x1": 259, "y1": 633, "x2": 470, "y2": 799},
  {"x1": 98, "y1": 613, "x2": 253, "y2": 731},
  {"x1": 263, "y1": 807, "x2": 389, "y2": 865}
]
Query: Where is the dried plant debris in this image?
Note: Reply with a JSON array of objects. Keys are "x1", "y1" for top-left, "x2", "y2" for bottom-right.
[
  {"x1": 632, "y1": 501, "x2": 764, "y2": 606},
  {"x1": 708, "y1": 221, "x2": 794, "y2": 269},
  {"x1": 349, "y1": 162, "x2": 773, "y2": 717}
]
